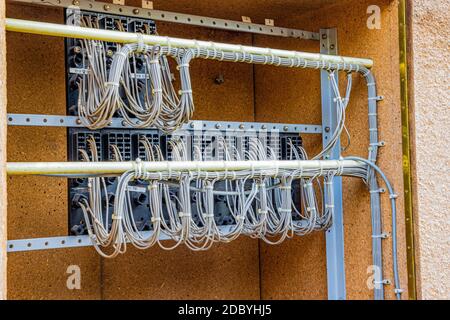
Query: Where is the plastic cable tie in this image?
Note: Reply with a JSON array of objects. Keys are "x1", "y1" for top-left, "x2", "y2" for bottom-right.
[
  {"x1": 136, "y1": 33, "x2": 146, "y2": 53},
  {"x1": 372, "y1": 233, "x2": 390, "y2": 239}
]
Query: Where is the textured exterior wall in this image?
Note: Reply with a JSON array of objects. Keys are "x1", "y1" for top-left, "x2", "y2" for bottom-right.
[
  {"x1": 0, "y1": 0, "x2": 7, "y2": 300},
  {"x1": 411, "y1": 0, "x2": 450, "y2": 300}
]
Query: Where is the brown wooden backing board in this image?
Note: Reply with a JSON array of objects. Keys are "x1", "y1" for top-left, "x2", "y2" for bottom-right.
[
  {"x1": 255, "y1": 0, "x2": 408, "y2": 300},
  {"x1": 6, "y1": 2, "x2": 261, "y2": 300},
  {"x1": 101, "y1": 20, "x2": 260, "y2": 300},
  {"x1": 6, "y1": 4, "x2": 102, "y2": 299},
  {"x1": 5, "y1": 0, "x2": 407, "y2": 300}
]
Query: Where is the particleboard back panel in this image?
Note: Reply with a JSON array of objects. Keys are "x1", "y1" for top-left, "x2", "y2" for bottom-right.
[
  {"x1": 101, "y1": 20, "x2": 260, "y2": 300},
  {"x1": 5, "y1": 0, "x2": 407, "y2": 300},
  {"x1": 255, "y1": 0, "x2": 408, "y2": 300},
  {"x1": 6, "y1": 4, "x2": 102, "y2": 300},
  {"x1": 6, "y1": 2, "x2": 260, "y2": 300}
]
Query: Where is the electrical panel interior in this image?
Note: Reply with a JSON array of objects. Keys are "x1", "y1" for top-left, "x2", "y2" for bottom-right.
[{"x1": 65, "y1": 9, "x2": 304, "y2": 236}]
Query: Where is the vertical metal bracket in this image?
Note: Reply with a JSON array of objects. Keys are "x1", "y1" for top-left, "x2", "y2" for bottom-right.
[{"x1": 320, "y1": 28, "x2": 346, "y2": 300}]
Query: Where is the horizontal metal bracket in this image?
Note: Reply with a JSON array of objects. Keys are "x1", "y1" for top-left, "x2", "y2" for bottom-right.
[
  {"x1": 7, "y1": 224, "x2": 250, "y2": 252},
  {"x1": 9, "y1": 0, "x2": 319, "y2": 40},
  {"x1": 7, "y1": 113, "x2": 322, "y2": 134},
  {"x1": 7, "y1": 219, "x2": 311, "y2": 252}
]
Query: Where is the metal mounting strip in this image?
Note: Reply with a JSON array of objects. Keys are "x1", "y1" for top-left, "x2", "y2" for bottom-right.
[
  {"x1": 7, "y1": 225, "x2": 241, "y2": 252},
  {"x1": 6, "y1": 113, "x2": 322, "y2": 134},
  {"x1": 321, "y1": 28, "x2": 346, "y2": 300},
  {"x1": 9, "y1": 0, "x2": 320, "y2": 40}
]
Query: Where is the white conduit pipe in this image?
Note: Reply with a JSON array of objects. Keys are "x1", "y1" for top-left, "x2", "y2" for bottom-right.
[
  {"x1": 6, "y1": 160, "x2": 362, "y2": 176},
  {"x1": 5, "y1": 18, "x2": 373, "y2": 69}
]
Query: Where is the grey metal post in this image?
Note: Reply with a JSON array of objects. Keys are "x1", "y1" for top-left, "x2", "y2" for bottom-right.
[{"x1": 320, "y1": 28, "x2": 346, "y2": 300}]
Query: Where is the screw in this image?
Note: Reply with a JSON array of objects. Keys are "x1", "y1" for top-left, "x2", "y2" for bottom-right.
[
  {"x1": 107, "y1": 49, "x2": 114, "y2": 57},
  {"x1": 76, "y1": 118, "x2": 82, "y2": 125},
  {"x1": 283, "y1": 126, "x2": 289, "y2": 132},
  {"x1": 330, "y1": 44, "x2": 335, "y2": 50},
  {"x1": 325, "y1": 127, "x2": 331, "y2": 133},
  {"x1": 104, "y1": 5, "x2": 110, "y2": 11},
  {"x1": 214, "y1": 74, "x2": 225, "y2": 85},
  {"x1": 239, "y1": 124, "x2": 245, "y2": 130},
  {"x1": 215, "y1": 123, "x2": 221, "y2": 129},
  {"x1": 72, "y1": 0, "x2": 80, "y2": 6},
  {"x1": 133, "y1": 9, "x2": 140, "y2": 14},
  {"x1": 322, "y1": 34, "x2": 327, "y2": 39},
  {"x1": 261, "y1": 125, "x2": 267, "y2": 130},
  {"x1": 73, "y1": 46, "x2": 82, "y2": 54},
  {"x1": 190, "y1": 122, "x2": 195, "y2": 128}
]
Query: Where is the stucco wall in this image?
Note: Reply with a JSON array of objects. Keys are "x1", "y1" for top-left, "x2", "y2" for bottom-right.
[{"x1": 411, "y1": 0, "x2": 450, "y2": 300}]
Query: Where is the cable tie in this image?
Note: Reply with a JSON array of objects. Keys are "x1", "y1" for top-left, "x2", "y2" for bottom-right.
[
  {"x1": 368, "y1": 113, "x2": 378, "y2": 117},
  {"x1": 258, "y1": 209, "x2": 268, "y2": 215},
  {"x1": 369, "y1": 96, "x2": 384, "y2": 101},
  {"x1": 179, "y1": 90, "x2": 193, "y2": 95},
  {"x1": 151, "y1": 217, "x2": 162, "y2": 223},
  {"x1": 374, "y1": 279, "x2": 391, "y2": 286},
  {"x1": 370, "y1": 188, "x2": 386, "y2": 194},
  {"x1": 165, "y1": 36, "x2": 172, "y2": 52},
  {"x1": 202, "y1": 214, "x2": 214, "y2": 218},
  {"x1": 394, "y1": 289, "x2": 405, "y2": 295},
  {"x1": 369, "y1": 128, "x2": 379, "y2": 132},
  {"x1": 389, "y1": 194, "x2": 399, "y2": 200},
  {"x1": 105, "y1": 82, "x2": 120, "y2": 87},
  {"x1": 325, "y1": 204, "x2": 335, "y2": 209},
  {"x1": 279, "y1": 186, "x2": 292, "y2": 190},
  {"x1": 367, "y1": 82, "x2": 376, "y2": 87},
  {"x1": 278, "y1": 208, "x2": 292, "y2": 213},
  {"x1": 135, "y1": 33, "x2": 146, "y2": 53},
  {"x1": 177, "y1": 63, "x2": 190, "y2": 69},
  {"x1": 372, "y1": 233, "x2": 390, "y2": 239},
  {"x1": 112, "y1": 214, "x2": 122, "y2": 220},
  {"x1": 179, "y1": 212, "x2": 191, "y2": 218}
]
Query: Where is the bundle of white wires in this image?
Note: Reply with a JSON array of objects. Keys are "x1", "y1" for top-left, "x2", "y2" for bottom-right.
[{"x1": 77, "y1": 135, "x2": 355, "y2": 257}]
